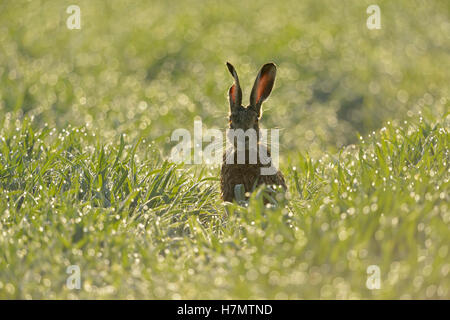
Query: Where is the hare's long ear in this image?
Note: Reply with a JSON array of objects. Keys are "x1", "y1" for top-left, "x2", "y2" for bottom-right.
[
  {"x1": 249, "y1": 63, "x2": 277, "y2": 117},
  {"x1": 226, "y1": 62, "x2": 242, "y2": 112}
]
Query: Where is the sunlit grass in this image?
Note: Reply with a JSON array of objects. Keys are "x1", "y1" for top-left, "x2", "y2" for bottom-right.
[
  {"x1": 0, "y1": 0, "x2": 449, "y2": 299},
  {"x1": 0, "y1": 111, "x2": 448, "y2": 299}
]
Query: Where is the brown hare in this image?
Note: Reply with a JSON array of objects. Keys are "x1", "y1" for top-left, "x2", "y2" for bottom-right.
[{"x1": 220, "y1": 62, "x2": 286, "y2": 203}]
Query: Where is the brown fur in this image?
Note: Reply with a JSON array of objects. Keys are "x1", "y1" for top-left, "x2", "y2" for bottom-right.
[
  {"x1": 220, "y1": 146, "x2": 286, "y2": 202},
  {"x1": 220, "y1": 62, "x2": 286, "y2": 202}
]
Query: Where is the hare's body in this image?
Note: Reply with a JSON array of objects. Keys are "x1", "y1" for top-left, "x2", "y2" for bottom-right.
[
  {"x1": 221, "y1": 146, "x2": 286, "y2": 202},
  {"x1": 220, "y1": 62, "x2": 286, "y2": 202}
]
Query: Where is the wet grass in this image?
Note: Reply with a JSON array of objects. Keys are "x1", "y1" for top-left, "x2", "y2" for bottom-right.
[{"x1": 0, "y1": 0, "x2": 449, "y2": 299}]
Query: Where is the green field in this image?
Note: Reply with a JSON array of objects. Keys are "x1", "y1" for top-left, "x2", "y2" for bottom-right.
[{"x1": 0, "y1": 0, "x2": 449, "y2": 299}]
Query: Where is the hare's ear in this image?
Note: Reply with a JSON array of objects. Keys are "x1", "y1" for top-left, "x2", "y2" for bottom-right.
[
  {"x1": 226, "y1": 62, "x2": 242, "y2": 111},
  {"x1": 250, "y1": 63, "x2": 277, "y2": 117}
]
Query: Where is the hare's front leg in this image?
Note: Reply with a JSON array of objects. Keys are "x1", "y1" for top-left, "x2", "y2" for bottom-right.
[
  {"x1": 220, "y1": 165, "x2": 234, "y2": 202},
  {"x1": 221, "y1": 185, "x2": 234, "y2": 202}
]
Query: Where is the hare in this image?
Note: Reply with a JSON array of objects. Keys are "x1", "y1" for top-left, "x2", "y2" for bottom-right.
[{"x1": 220, "y1": 62, "x2": 286, "y2": 202}]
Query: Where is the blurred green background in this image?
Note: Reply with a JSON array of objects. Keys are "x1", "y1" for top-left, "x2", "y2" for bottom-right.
[
  {"x1": 0, "y1": 0, "x2": 449, "y2": 299},
  {"x1": 1, "y1": 0, "x2": 448, "y2": 157}
]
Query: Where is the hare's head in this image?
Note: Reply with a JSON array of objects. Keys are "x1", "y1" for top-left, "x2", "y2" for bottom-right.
[{"x1": 226, "y1": 62, "x2": 277, "y2": 134}]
